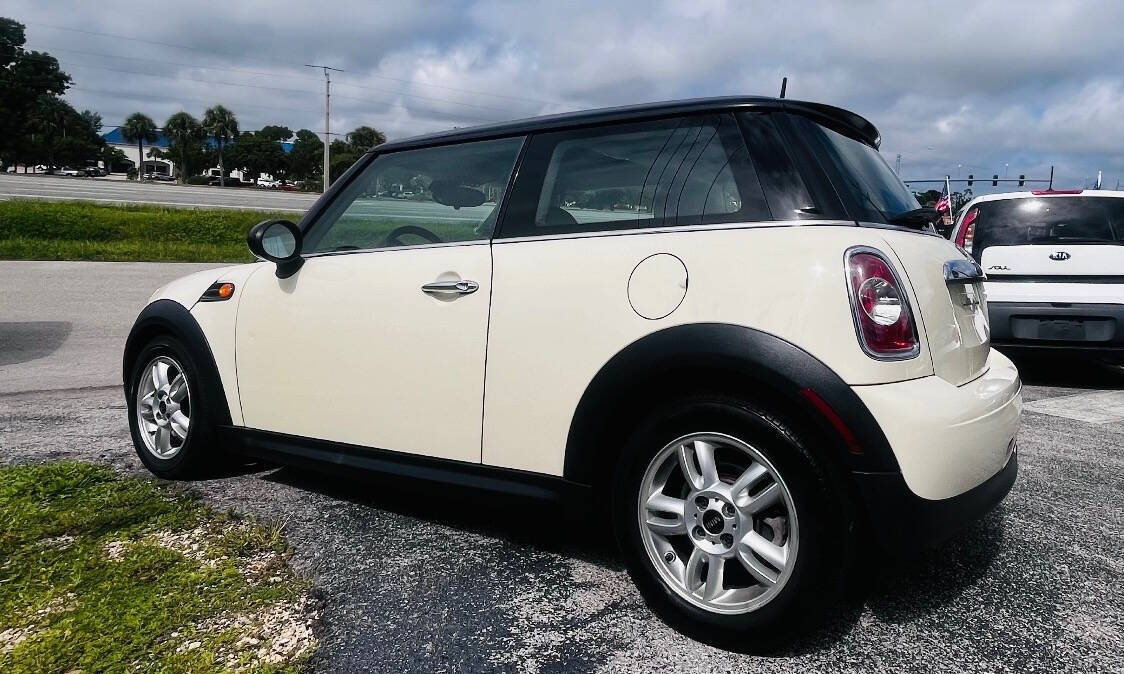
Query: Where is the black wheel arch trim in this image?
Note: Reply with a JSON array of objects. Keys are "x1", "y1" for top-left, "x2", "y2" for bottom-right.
[
  {"x1": 122, "y1": 299, "x2": 233, "y2": 427},
  {"x1": 563, "y1": 322, "x2": 902, "y2": 485}
]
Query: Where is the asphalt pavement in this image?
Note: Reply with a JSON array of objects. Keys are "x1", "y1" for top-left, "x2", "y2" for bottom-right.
[
  {"x1": 1, "y1": 260, "x2": 1122, "y2": 673},
  {"x1": 0, "y1": 173, "x2": 319, "y2": 212},
  {"x1": 0, "y1": 261, "x2": 224, "y2": 394}
]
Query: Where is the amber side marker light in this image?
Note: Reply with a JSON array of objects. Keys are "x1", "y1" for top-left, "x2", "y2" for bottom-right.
[{"x1": 199, "y1": 282, "x2": 236, "y2": 302}]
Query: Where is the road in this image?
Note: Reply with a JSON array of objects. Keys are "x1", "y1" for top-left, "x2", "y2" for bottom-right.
[
  {"x1": 0, "y1": 173, "x2": 319, "y2": 212},
  {"x1": 1, "y1": 261, "x2": 1121, "y2": 673},
  {"x1": 0, "y1": 261, "x2": 225, "y2": 394}
]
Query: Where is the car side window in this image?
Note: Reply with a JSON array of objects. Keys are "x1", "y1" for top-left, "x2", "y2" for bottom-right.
[
  {"x1": 500, "y1": 114, "x2": 769, "y2": 237},
  {"x1": 302, "y1": 136, "x2": 525, "y2": 254}
]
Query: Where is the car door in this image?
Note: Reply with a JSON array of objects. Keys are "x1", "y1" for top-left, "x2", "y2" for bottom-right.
[{"x1": 235, "y1": 136, "x2": 525, "y2": 463}]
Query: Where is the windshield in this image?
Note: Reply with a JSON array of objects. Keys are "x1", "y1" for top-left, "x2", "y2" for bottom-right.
[
  {"x1": 970, "y1": 196, "x2": 1123, "y2": 261},
  {"x1": 791, "y1": 115, "x2": 920, "y2": 224}
]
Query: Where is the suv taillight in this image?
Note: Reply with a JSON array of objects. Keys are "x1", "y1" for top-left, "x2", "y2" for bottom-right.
[
  {"x1": 845, "y1": 248, "x2": 919, "y2": 359},
  {"x1": 955, "y1": 207, "x2": 978, "y2": 254}
]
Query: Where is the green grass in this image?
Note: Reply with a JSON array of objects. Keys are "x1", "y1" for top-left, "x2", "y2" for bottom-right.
[
  {"x1": 0, "y1": 200, "x2": 290, "y2": 263},
  {"x1": 0, "y1": 462, "x2": 313, "y2": 673}
]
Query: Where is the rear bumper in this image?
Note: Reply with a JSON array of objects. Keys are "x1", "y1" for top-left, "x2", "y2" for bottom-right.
[
  {"x1": 853, "y1": 445, "x2": 1017, "y2": 549},
  {"x1": 989, "y1": 301, "x2": 1124, "y2": 350},
  {"x1": 851, "y1": 349, "x2": 1022, "y2": 501}
]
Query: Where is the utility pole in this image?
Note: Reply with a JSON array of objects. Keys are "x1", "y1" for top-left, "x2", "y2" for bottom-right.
[
  {"x1": 895, "y1": 153, "x2": 901, "y2": 175},
  {"x1": 306, "y1": 64, "x2": 343, "y2": 192}
]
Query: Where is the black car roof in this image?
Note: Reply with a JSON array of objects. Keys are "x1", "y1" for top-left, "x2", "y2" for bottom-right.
[{"x1": 372, "y1": 95, "x2": 881, "y2": 153}]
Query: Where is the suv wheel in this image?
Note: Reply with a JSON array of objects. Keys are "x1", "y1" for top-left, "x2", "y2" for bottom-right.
[
  {"x1": 612, "y1": 395, "x2": 847, "y2": 647},
  {"x1": 127, "y1": 336, "x2": 217, "y2": 479}
]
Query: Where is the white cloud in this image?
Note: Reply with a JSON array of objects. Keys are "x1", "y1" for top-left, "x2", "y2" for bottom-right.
[{"x1": 7, "y1": 0, "x2": 1123, "y2": 188}]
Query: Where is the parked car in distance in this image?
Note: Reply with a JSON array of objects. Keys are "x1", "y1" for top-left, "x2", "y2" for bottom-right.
[
  {"x1": 123, "y1": 96, "x2": 1021, "y2": 647},
  {"x1": 83, "y1": 167, "x2": 107, "y2": 177},
  {"x1": 951, "y1": 189, "x2": 1124, "y2": 357},
  {"x1": 257, "y1": 178, "x2": 281, "y2": 188},
  {"x1": 58, "y1": 167, "x2": 81, "y2": 176}
]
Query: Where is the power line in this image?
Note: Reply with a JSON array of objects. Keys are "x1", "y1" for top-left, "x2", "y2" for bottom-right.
[
  {"x1": 54, "y1": 60, "x2": 504, "y2": 124},
  {"x1": 67, "y1": 86, "x2": 322, "y2": 115},
  {"x1": 36, "y1": 44, "x2": 324, "y2": 83},
  {"x1": 33, "y1": 44, "x2": 525, "y2": 116},
  {"x1": 26, "y1": 20, "x2": 309, "y2": 69},
  {"x1": 25, "y1": 22, "x2": 565, "y2": 107}
]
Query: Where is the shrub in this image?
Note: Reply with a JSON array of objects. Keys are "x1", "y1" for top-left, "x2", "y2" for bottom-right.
[{"x1": 185, "y1": 175, "x2": 210, "y2": 185}]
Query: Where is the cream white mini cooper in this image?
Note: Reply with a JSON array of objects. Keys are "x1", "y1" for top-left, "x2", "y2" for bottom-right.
[{"x1": 125, "y1": 96, "x2": 1021, "y2": 644}]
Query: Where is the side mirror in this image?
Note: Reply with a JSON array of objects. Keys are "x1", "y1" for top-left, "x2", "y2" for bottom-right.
[{"x1": 247, "y1": 219, "x2": 304, "y2": 278}]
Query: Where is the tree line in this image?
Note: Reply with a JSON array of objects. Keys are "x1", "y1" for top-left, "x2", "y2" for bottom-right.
[
  {"x1": 0, "y1": 16, "x2": 386, "y2": 189},
  {"x1": 120, "y1": 107, "x2": 385, "y2": 187},
  {"x1": 0, "y1": 18, "x2": 126, "y2": 173}
]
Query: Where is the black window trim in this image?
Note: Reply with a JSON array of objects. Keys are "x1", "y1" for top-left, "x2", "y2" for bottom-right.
[{"x1": 493, "y1": 111, "x2": 770, "y2": 240}]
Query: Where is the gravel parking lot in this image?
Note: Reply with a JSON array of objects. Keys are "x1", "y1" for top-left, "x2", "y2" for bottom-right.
[{"x1": 1, "y1": 260, "x2": 1121, "y2": 673}]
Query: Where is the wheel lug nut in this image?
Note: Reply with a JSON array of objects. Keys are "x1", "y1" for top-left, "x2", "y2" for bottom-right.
[
  {"x1": 664, "y1": 551, "x2": 675, "y2": 563},
  {"x1": 692, "y1": 526, "x2": 705, "y2": 539},
  {"x1": 722, "y1": 504, "x2": 735, "y2": 518},
  {"x1": 721, "y1": 533, "x2": 734, "y2": 547},
  {"x1": 694, "y1": 496, "x2": 709, "y2": 509}
]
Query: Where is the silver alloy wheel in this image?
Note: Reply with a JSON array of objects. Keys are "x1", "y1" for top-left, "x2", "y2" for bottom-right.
[
  {"x1": 637, "y1": 432, "x2": 799, "y2": 615},
  {"x1": 136, "y1": 355, "x2": 191, "y2": 459}
]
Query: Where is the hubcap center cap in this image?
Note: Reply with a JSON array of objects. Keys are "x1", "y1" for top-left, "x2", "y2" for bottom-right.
[{"x1": 702, "y1": 509, "x2": 725, "y2": 534}]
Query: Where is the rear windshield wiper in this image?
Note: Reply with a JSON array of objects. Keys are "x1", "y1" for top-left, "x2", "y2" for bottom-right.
[{"x1": 886, "y1": 207, "x2": 940, "y2": 229}]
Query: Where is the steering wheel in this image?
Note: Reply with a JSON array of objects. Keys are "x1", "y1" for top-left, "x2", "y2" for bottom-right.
[{"x1": 382, "y1": 225, "x2": 442, "y2": 247}]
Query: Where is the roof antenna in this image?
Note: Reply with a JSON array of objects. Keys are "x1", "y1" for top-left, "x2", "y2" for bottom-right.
[
  {"x1": 1048, "y1": 165, "x2": 1054, "y2": 190},
  {"x1": 779, "y1": 77, "x2": 788, "y2": 99}
]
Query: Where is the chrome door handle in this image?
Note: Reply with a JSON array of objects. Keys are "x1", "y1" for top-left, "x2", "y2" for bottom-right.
[{"x1": 421, "y1": 279, "x2": 479, "y2": 295}]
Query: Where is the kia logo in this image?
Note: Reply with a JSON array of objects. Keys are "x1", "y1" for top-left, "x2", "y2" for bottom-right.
[{"x1": 1049, "y1": 251, "x2": 1071, "y2": 261}]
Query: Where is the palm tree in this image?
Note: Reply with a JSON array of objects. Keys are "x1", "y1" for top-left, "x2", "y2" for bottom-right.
[
  {"x1": 163, "y1": 112, "x2": 203, "y2": 183},
  {"x1": 120, "y1": 113, "x2": 158, "y2": 180},
  {"x1": 202, "y1": 105, "x2": 238, "y2": 187}
]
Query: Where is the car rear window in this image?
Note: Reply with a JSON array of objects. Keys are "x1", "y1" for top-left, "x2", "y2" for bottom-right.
[
  {"x1": 788, "y1": 115, "x2": 921, "y2": 225},
  {"x1": 969, "y1": 196, "x2": 1124, "y2": 260}
]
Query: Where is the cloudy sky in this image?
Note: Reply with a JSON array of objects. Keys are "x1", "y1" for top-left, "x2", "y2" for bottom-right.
[{"x1": 8, "y1": 0, "x2": 1124, "y2": 191}]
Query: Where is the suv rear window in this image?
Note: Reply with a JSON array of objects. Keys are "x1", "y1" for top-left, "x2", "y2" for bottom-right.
[
  {"x1": 788, "y1": 115, "x2": 921, "y2": 225},
  {"x1": 969, "y1": 196, "x2": 1124, "y2": 260}
]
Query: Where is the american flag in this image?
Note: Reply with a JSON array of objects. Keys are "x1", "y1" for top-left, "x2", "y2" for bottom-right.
[{"x1": 935, "y1": 192, "x2": 951, "y2": 213}]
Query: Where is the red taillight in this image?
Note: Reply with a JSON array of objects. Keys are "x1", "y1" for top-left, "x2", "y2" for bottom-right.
[
  {"x1": 1032, "y1": 189, "x2": 1082, "y2": 195},
  {"x1": 955, "y1": 207, "x2": 978, "y2": 253},
  {"x1": 846, "y1": 249, "x2": 919, "y2": 359}
]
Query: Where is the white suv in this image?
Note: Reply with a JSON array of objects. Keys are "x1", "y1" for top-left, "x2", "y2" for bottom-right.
[
  {"x1": 124, "y1": 97, "x2": 1021, "y2": 645},
  {"x1": 951, "y1": 189, "x2": 1124, "y2": 357}
]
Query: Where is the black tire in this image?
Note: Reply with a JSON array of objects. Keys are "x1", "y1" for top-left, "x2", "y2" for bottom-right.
[
  {"x1": 611, "y1": 394, "x2": 850, "y2": 650},
  {"x1": 126, "y1": 335, "x2": 218, "y2": 479}
]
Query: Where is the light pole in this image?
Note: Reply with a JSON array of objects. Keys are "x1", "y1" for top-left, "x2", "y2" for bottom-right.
[{"x1": 306, "y1": 64, "x2": 343, "y2": 192}]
